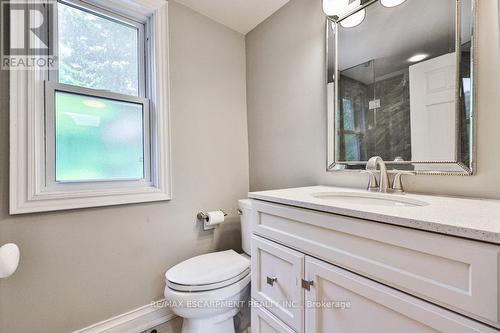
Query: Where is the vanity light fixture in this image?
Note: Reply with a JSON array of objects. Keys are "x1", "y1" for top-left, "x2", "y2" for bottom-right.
[
  {"x1": 408, "y1": 54, "x2": 429, "y2": 62},
  {"x1": 323, "y1": 0, "x2": 366, "y2": 28},
  {"x1": 380, "y1": 0, "x2": 407, "y2": 8}
]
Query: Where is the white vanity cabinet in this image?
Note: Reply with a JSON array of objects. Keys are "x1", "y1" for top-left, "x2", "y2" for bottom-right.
[{"x1": 250, "y1": 200, "x2": 500, "y2": 333}]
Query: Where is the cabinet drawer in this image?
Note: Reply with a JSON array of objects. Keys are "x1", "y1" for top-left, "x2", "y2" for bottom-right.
[
  {"x1": 251, "y1": 303, "x2": 295, "y2": 333},
  {"x1": 251, "y1": 200, "x2": 500, "y2": 327},
  {"x1": 305, "y1": 256, "x2": 498, "y2": 333},
  {"x1": 251, "y1": 235, "x2": 304, "y2": 332}
]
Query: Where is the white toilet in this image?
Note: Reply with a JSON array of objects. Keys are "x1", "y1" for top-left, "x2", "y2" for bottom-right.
[{"x1": 164, "y1": 199, "x2": 253, "y2": 333}]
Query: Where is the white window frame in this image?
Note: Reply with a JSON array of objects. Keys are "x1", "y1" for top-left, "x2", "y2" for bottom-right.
[{"x1": 10, "y1": 0, "x2": 171, "y2": 214}]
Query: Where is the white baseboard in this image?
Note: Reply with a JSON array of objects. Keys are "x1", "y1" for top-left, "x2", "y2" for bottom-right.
[{"x1": 73, "y1": 299, "x2": 177, "y2": 333}]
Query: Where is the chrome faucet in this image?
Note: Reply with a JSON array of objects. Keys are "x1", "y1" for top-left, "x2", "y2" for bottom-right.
[
  {"x1": 366, "y1": 156, "x2": 390, "y2": 193},
  {"x1": 364, "y1": 156, "x2": 416, "y2": 193}
]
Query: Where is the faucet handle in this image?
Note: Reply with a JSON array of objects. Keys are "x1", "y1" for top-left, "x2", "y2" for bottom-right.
[
  {"x1": 392, "y1": 171, "x2": 415, "y2": 193},
  {"x1": 361, "y1": 170, "x2": 379, "y2": 192}
]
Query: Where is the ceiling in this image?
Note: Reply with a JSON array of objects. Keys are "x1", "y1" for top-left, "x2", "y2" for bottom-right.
[{"x1": 175, "y1": 0, "x2": 290, "y2": 34}]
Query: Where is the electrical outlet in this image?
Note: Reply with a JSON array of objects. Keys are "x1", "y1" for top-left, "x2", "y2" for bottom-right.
[{"x1": 369, "y1": 99, "x2": 381, "y2": 110}]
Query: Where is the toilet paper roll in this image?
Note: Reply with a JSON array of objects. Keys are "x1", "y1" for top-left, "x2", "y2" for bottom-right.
[
  {"x1": 0, "y1": 243, "x2": 20, "y2": 279},
  {"x1": 206, "y1": 210, "x2": 225, "y2": 226}
]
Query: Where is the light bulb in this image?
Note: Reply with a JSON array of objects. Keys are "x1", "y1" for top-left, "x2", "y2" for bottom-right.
[{"x1": 380, "y1": 0, "x2": 407, "y2": 8}]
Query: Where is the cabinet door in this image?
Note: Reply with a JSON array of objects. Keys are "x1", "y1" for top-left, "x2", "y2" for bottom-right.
[
  {"x1": 304, "y1": 256, "x2": 498, "y2": 333},
  {"x1": 252, "y1": 304, "x2": 295, "y2": 333},
  {"x1": 252, "y1": 235, "x2": 304, "y2": 332}
]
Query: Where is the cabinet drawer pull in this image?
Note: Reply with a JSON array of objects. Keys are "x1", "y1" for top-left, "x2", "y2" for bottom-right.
[
  {"x1": 302, "y1": 279, "x2": 314, "y2": 291},
  {"x1": 267, "y1": 276, "x2": 278, "y2": 286}
]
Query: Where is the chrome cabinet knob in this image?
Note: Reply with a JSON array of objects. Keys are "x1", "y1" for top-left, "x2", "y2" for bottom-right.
[{"x1": 266, "y1": 276, "x2": 278, "y2": 286}]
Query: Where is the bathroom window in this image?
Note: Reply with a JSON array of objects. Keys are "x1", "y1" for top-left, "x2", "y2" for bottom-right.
[
  {"x1": 10, "y1": 0, "x2": 171, "y2": 214},
  {"x1": 46, "y1": 0, "x2": 149, "y2": 184},
  {"x1": 43, "y1": 0, "x2": 163, "y2": 194}
]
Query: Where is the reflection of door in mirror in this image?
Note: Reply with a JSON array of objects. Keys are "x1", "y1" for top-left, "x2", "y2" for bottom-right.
[{"x1": 409, "y1": 53, "x2": 456, "y2": 163}]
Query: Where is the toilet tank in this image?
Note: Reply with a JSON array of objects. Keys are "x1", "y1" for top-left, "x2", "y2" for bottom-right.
[{"x1": 238, "y1": 199, "x2": 253, "y2": 255}]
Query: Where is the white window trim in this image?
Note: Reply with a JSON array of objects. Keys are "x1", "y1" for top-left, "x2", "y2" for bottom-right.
[{"x1": 9, "y1": 0, "x2": 172, "y2": 214}]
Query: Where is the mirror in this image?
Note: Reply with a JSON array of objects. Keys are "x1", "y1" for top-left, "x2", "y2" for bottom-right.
[{"x1": 327, "y1": 0, "x2": 476, "y2": 175}]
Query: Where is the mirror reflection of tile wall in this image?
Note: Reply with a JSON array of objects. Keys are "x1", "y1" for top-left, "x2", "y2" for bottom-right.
[{"x1": 338, "y1": 63, "x2": 411, "y2": 162}]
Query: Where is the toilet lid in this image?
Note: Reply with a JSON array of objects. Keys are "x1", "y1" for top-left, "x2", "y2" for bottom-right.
[{"x1": 165, "y1": 250, "x2": 250, "y2": 292}]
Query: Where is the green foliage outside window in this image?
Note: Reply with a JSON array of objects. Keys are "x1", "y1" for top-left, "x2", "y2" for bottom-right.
[{"x1": 58, "y1": 2, "x2": 140, "y2": 96}]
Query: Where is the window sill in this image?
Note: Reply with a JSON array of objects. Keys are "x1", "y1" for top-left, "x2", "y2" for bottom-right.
[{"x1": 10, "y1": 188, "x2": 171, "y2": 214}]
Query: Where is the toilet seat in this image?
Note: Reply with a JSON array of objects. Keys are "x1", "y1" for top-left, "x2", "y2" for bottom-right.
[
  {"x1": 165, "y1": 250, "x2": 250, "y2": 292},
  {"x1": 167, "y1": 268, "x2": 250, "y2": 292}
]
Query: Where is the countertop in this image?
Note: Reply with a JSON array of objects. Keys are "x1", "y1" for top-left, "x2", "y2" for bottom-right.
[{"x1": 248, "y1": 186, "x2": 500, "y2": 245}]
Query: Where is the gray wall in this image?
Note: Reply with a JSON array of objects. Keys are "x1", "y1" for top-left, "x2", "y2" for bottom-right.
[
  {"x1": 246, "y1": 0, "x2": 500, "y2": 199},
  {"x1": 0, "y1": 2, "x2": 249, "y2": 332}
]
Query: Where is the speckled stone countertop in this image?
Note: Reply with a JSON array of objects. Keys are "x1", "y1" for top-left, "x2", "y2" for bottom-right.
[{"x1": 248, "y1": 186, "x2": 500, "y2": 245}]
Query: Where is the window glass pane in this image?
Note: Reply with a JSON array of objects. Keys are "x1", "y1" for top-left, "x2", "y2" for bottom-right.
[
  {"x1": 58, "y1": 2, "x2": 140, "y2": 96},
  {"x1": 344, "y1": 134, "x2": 361, "y2": 161},
  {"x1": 55, "y1": 91, "x2": 144, "y2": 182}
]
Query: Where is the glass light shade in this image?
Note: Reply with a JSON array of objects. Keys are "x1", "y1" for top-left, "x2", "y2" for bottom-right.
[
  {"x1": 380, "y1": 0, "x2": 407, "y2": 7},
  {"x1": 340, "y1": 9, "x2": 366, "y2": 28},
  {"x1": 322, "y1": 0, "x2": 361, "y2": 17}
]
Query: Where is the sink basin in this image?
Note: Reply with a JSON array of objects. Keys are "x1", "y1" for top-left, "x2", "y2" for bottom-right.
[{"x1": 311, "y1": 192, "x2": 429, "y2": 207}]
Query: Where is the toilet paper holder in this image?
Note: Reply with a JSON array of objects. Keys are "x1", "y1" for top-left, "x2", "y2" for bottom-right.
[{"x1": 197, "y1": 210, "x2": 227, "y2": 222}]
